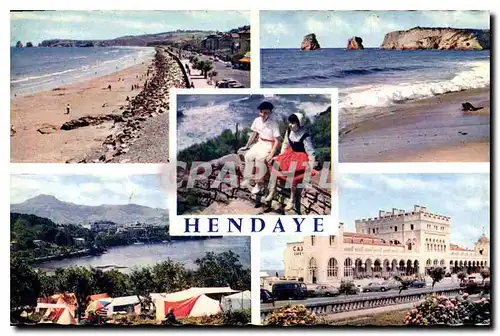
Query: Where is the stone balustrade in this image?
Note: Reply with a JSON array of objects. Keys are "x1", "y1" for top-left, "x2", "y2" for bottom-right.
[{"x1": 260, "y1": 287, "x2": 462, "y2": 321}]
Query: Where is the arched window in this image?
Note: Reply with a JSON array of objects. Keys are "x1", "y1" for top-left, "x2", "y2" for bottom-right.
[
  {"x1": 394, "y1": 226, "x2": 398, "y2": 232},
  {"x1": 327, "y1": 258, "x2": 338, "y2": 278},
  {"x1": 344, "y1": 258, "x2": 353, "y2": 277},
  {"x1": 309, "y1": 258, "x2": 317, "y2": 283},
  {"x1": 311, "y1": 236, "x2": 315, "y2": 246},
  {"x1": 410, "y1": 224, "x2": 414, "y2": 230},
  {"x1": 372, "y1": 228, "x2": 375, "y2": 234},
  {"x1": 329, "y1": 235, "x2": 335, "y2": 245}
]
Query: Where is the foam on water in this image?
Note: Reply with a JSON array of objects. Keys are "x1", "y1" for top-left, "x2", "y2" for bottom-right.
[{"x1": 339, "y1": 60, "x2": 489, "y2": 110}]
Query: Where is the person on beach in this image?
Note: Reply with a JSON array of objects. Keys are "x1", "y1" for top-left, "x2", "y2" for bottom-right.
[
  {"x1": 131, "y1": 85, "x2": 134, "y2": 91},
  {"x1": 239, "y1": 101, "x2": 281, "y2": 194},
  {"x1": 108, "y1": 84, "x2": 112, "y2": 91},
  {"x1": 191, "y1": 81, "x2": 195, "y2": 88},
  {"x1": 65, "y1": 103, "x2": 70, "y2": 115},
  {"x1": 264, "y1": 113, "x2": 316, "y2": 211}
]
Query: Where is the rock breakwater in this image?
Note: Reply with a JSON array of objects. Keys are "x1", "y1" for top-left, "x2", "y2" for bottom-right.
[{"x1": 69, "y1": 47, "x2": 186, "y2": 163}]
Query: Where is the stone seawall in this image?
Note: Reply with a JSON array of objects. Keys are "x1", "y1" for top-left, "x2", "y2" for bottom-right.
[
  {"x1": 178, "y1": 154, "x2": 331, "y2": 215},
  {"x1": 164, "y1": 48, "x2": 191, "y2": 88}
]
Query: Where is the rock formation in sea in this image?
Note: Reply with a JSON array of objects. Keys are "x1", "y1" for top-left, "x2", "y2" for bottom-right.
[
  {"x1": 15, "y1": 41, "x2": 23, "y2": 48},
  {"x1": 380, "y1": 27, "x2": 490, "y2": 50},
  {"x1": 300, "y1": 33, "x2": 321, "y2": 50},
  {"x1": 26, "y1": 42, "x2": 33, "y2": 47},
  {"x1": 347, "y1": 36, "x2": 364, "y2": 50}
]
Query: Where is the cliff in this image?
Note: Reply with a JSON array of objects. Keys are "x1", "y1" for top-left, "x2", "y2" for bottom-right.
[
  {"x1": 381, "y1": 27, "x2": 490, "y2": 50},
  {"x1": 347, "y1": 36, "x2": 364, "y2": 50},
  {"x1": 300, "y1": 33, "x2": 321, "y2": 50},
  {"x1": 38, "y1": 30, "x2": 214, "y2": 47}
]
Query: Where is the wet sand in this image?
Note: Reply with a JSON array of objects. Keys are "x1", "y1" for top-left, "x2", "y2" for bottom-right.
[
  {"x1": 339, "y1": 88, "x2": 490, "y2": 162},
  {"x1": 11, "y1": 60, "x2": 152, "y2": 163}
]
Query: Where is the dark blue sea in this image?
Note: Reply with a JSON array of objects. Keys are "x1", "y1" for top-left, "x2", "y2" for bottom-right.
[
  {"x1": 261, "y1": 48, "x2": 490, "y2": 127},
  {"x1": 177, "y1": 94, "x2": 331, "y2": 150},
  {"x1": 10, "y1": 47, "x2": 154, "y2": 97}
]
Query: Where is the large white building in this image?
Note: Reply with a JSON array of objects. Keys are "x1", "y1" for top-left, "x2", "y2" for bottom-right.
[{"x1": 283, "y1": 205, "x2": 490, "y2": 284}]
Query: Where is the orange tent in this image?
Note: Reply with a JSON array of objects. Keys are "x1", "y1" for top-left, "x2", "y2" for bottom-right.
[{"x1": 89, "y1": 293, "x2": 109, "y2": 301}]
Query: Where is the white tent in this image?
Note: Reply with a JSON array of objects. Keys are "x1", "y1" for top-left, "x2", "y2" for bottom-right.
[
  {"x1": 220, "y1": 290, "x2": 251, "y2": 312},
  {"x1": 107, "y1": 295, "x2": 142, "y2": 317},
  {"x1": 154, "y1": 290, "x2": 223, "y2": 320}
]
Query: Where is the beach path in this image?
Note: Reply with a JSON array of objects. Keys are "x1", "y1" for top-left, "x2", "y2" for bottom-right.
[
  {"x1": 339, "y1": 88, "x2": 490, "y2": 163},
  {"x1": 11, "y1": 60, "x2": 151, "y2": 163}
]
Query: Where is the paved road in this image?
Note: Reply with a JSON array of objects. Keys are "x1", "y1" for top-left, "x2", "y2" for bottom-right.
[
  {"x1": 178, "y1": 50, "x2": 250, "y2": 88},
  {"x1": 261, "y1": 284, "x2": 461, "y2": 309}
]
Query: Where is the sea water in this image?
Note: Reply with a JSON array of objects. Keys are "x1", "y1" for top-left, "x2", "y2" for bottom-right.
[
  {"x1": 261, "y1": 49, "x2": 490, "y2": 128},
  {"x1": 176, "y1": 94, "x2": 332, "y2": 150},
  {"x1": 10, "y1": 46, "x2": 155, "y2": 97}
]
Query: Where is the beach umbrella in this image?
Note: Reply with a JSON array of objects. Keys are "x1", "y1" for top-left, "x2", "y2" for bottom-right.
[{"x1": 86, "y1": 298, "x2": 112, "y2": 313}]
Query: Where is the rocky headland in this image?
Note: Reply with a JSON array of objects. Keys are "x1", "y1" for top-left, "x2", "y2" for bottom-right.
[
  {"x1": 347, "y1": 36, "x2": 364, "y2": 50},
  {"x1": 380, "y1": 27, "x2": 490, "y2": 50},
  {"x1": 300, "y1": 33, "x2": 321, "y2": 50}
]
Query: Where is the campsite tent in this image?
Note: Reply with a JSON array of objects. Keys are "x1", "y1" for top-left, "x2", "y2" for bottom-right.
[
  {"x1": 220, "y1": 290, "x2": 251, "y2": 312},
  {"x1": 106, "y1": 296, "x2": 142, "y2": 317},
  {"x1": 37, "y1": 303, "x2": 76, "y2": 325}
]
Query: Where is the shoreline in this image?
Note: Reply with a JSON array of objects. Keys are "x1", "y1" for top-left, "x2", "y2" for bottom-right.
[
  {"x1": 339, "y1": 87, "x2": 490, "y2": 162},
  {"x1": 11, "y1": 47, "x2": 185, "y2": 163}
]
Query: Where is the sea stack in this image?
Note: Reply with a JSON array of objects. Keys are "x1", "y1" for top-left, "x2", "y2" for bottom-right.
[
  {"x1": 15, "y1": 41, "x2": 23, "y2": 48},
  {"x1": 380, "y1": 27, "x2": 490, "y2": 50},
  {"x1": 300, "y1": 33, "x2": 321, "y2": 50},
  {"x1": 347, "y1": 36, "x2": 364, "y2": 50}
]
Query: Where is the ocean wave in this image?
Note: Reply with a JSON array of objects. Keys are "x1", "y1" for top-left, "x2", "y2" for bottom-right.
[
  {"x1": 339, "y1": 60, "x2": 490, "y2": 110},
  {"x1": 262, "y1": 66, "x2": 422, "y2": 86},
  {"x1": 11, "y1": 68, "x2": 79, "y2": 84}
]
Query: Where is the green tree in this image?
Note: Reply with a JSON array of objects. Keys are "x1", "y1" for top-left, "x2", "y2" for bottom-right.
[
  {"x1": 457, "y1": 271, "x2": 467, "y2": 283},
  {"x1": 339, "y1": 281, "x2": 356, "y2": 295},
  {"x1": 429, "y1": 267, "x2": 445, "y2": 289},
  {"x1": 151, "y1": 260, "x2": 191, "y2": 293},
  {"x1": 10, "y1": 258, "x2": 41, "y2": 321},
  {"x1": 194, "y1": 251, "x2": 250, "y2": 290},
  {"x1": 480, "y1": 268, "x2": 490, "y2": 284},
  {"x1": 56, "y1": 267, "x2": 93, "y2": 322},
  {"x1": 201, "y1": 61, "x2": 214, "y2": 79},
  {"x1": 91, "y1": 269, "x2": 129, "y2": 297},
  {"x1": 129, "y1": 267, "x2": 156, "y2": 314}
]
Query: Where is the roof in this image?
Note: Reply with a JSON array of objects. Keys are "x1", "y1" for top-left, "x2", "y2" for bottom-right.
[
  {"x1": 477, "y1": 235, "x2": 489, "y2": 244},
  {"x1": 450, "y1": 243, "x2": 473, "y2": 251},
  {"x1": 109, "y1": 295, "x2": 142, "y2": 307}
]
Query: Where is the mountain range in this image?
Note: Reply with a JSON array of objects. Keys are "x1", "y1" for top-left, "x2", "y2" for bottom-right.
[{"x1": 10, "y1": 194, "x2": 168, "y2": 226}]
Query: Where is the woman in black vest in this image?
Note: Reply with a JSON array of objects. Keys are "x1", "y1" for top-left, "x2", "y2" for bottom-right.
[{"x1": 265, "y1": 113, "x2": 315, "y2": 211}]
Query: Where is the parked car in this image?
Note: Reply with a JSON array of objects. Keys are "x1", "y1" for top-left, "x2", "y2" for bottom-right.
[
  {"x1": 260, "y1": 288, "x2": 275, "y2": 303},
  {"x1": 362, "y1": 281, "x2": 397, "y2": 292},
  {"x1": 409, "y1": 280, "x2": 426, "y2": 288},
  {"x1": 313, "y1": 285, "x2": 340, "y2": 297},
  {"x1": 272, "y1": 281, "x2": 308, "y2": 300}
]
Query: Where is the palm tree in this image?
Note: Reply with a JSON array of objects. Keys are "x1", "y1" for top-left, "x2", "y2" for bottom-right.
[{"x1": 201, "y1": 61, "x2": 213, "y2": 79}]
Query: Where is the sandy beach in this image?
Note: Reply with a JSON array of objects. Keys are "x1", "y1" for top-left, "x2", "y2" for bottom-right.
[
  {"x1": 11, "y1": 47, "x2": 187, "y2": 163},
  {"x1": 339, "y1": 87, "x2": 490, "y2": 162},
  {"x1": 11, "y1": 60, "x2": 152, "y2": 163}
]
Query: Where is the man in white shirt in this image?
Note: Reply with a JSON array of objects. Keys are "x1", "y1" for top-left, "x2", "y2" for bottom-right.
[{"x1": 239, "y1": 101, "x2": 281, "y2": 194}]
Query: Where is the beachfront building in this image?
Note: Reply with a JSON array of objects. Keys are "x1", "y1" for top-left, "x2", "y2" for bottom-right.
[{"x1": 283, "y1": 205, "x2": 489, "y2": 284}]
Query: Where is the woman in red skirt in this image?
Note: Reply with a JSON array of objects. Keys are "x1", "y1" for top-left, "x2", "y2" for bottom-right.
[{"x1": 265, "y1": 112, "x2": 315, "y2": 211}]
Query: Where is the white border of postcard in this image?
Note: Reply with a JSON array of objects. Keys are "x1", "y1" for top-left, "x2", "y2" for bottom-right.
[{"x1": 168, "y1": 88, "x2": 339, "y2": 236}]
